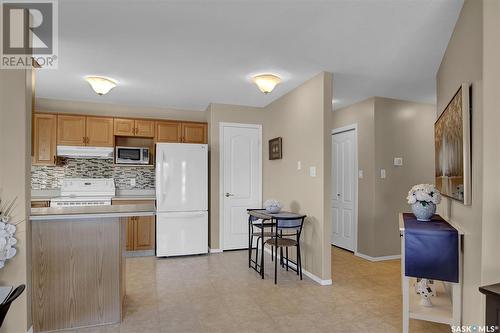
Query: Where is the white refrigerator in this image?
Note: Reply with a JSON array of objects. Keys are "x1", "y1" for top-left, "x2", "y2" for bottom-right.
[{"x1": 156, "y1": 143, "x2": 208, "y2": 257}]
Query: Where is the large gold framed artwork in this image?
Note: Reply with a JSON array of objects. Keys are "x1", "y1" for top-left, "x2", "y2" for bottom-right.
[{"x1": 435, "y1": 83, "x2": 471, "y2": 205}]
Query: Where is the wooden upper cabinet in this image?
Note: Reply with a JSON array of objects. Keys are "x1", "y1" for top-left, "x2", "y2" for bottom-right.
[
  {"x1": 182, "y1": 122, "x2": 207, "y2": 144},
  {"x1": 86, "y1": 117, "x2": 114, "y2": 147},
  {"x1": 114, "y1": 118, "x2": 155, "y2": 138},
  {"x1": 135, "y1": 120, "x2": 155, "y2": 137},
  {"x1": 155, "y1": 121, "x2": 182, "y2": 143},
  {"x1": 114, "y1": 118, "x2": 135, "y2": 136},
  {"x1": 57, "y1": 115, "x2": 86, "y2": 146},
  {"x1": 33, "y1": 113, "x2": 57, "y2": 165}
]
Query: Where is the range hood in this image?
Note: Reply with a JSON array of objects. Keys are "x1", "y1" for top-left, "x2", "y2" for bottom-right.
[{"x1": 56, "y1": 146, "x2": 114, "y2": 159}]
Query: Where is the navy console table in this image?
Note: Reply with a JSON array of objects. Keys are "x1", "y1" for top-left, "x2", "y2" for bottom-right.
[{"x1": 399, "y1": 213, "x2": 464, "y2": 333}]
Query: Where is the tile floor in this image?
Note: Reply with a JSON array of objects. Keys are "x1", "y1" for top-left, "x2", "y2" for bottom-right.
[{"x1": 70, "y1": 247, "x2": 449, "y2": 333}]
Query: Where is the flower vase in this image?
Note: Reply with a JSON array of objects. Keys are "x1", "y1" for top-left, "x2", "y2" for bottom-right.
[{"x1": 411, "y1": 202, "x2": 436, "y2": 222}]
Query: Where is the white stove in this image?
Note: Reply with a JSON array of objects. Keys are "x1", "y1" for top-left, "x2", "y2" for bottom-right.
[{"x1": 50, "y1": 178, "x2": 116, "y2": 208}]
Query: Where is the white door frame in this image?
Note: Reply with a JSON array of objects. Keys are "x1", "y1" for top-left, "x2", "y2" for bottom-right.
[
  {"x1": 219, "y1": 122, "x2": 262, "y2": 251},
  {"x1": 331, "y1": 124, "x2": 358, "y2": 253}
]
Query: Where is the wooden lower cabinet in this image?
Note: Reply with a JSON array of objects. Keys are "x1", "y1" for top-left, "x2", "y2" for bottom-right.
[
  {"x1": 133, "y1": 216, "x2": 155, "y2": 250},
  {"x1": 113, "y1": 200, "x2": 155, "y2": 251}
]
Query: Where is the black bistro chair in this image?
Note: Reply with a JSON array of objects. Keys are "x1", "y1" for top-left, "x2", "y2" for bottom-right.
[
  {"x1": 265, "y1": 215, "x2": 306, "y2": 284},
  {"x1": 248, "y1": 210, "x2": 276, "y2": 276},
  {"x1": 0, "y1": 284, "x2": 26, "y2": 327}
]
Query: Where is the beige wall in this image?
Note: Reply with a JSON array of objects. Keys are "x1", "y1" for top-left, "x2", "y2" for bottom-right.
[
  {"x1": 481, "y1": 0, "x2": 500, "y2": 288},
  {"x1": 373, "y1": 98, "x2": 435, "y2": 257},
  {"x1": 263, "y1": 72, "x2": 333, "y2": 280},
  {"x1": 207, "y1": 103, "x2": 266, "y2": 249},
  {"x1": 436, "y1": 0, "x2": 484, "y2": 325},
  {"x1": 332, "y1": 97, "x2": 435, "y2": 258},
  {"x1": 331, "y1": 98, "x2": 376, "y2": 256},
  {"x1": 0, "y1": 69, "x2": 32, "y2": 332},
  {"x1": 36, "y1": 97, "x2": 207, "y2": 122}
]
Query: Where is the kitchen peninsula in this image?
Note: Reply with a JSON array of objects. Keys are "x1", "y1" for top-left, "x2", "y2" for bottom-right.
[{"x1": 30, "y1": 203, "x2": 155, "y2": 332}]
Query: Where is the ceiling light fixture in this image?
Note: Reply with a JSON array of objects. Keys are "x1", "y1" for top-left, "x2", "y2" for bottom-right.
[
  {"x1": 252, "y1": 74, "x2": 281, "y2": 94},
  {"x1": 85, "y1": 76, "x2": 118, "y2": 96}
]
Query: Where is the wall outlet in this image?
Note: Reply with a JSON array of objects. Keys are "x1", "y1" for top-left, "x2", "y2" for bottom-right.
[
  {"x1": 309, "y1": 166, "x2": 317, "y2": 177},
  {"x1": 380, "y1": 169, "x2": 386, "y2": 179},
  {"x1": 297, "y1": 161, "x2": 302, "y2": 170},
  {"x1": 130, "y1": 178, "x2": 136, "y2": 187},
  {"x1": 394, "y1": 157, "x2": 403, "y2": 166}
]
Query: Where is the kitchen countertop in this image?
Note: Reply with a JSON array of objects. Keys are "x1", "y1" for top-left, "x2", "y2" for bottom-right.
[
  {"x1": 31, "y1": 190, "x2": 156, "y2": 202},
  {"x1": 30, "y1": 203, "x2": 156, "y2": 220}
]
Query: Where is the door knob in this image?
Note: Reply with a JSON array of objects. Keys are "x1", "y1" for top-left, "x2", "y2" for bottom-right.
[
  {"x1": 225, "y1": 193, "x2": 234, "y2": 197},
  {"x1": 337, "y1": 193, "x2": 340, "y2": 197}
]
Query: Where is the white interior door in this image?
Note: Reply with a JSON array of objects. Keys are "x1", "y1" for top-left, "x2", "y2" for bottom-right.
[
  {"x1": 331, "y1": 129, "x2": 356, "y2": 251},
  {"x1": 221, "y1": 123, "x2": 262, "y2": 250}
]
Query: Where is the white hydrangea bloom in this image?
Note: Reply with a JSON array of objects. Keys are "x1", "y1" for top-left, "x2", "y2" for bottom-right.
[
  {"x1": 407, "y1": 184, "x2": 442, "y2": 205},
  {"x1": 0, "y1": 218, "x2": 17, "y2": 268}
]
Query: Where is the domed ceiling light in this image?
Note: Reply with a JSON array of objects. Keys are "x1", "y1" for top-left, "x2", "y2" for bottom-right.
[
  {"x1": 85, "y1": 76, "x2": 118, "y2": 96},
  {"x1": 252, "y1": 74, "x2": 281, "y2": 94}
]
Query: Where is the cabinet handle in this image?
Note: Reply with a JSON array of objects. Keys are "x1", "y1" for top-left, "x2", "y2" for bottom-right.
[{"x1": 53, "y1": 156, "x2": 56, "y2": 164}]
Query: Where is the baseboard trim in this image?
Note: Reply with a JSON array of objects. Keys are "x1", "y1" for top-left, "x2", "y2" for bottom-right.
[
  {"x1": 262, "y1": 248, "x2": 332, "y2": 286},
  {"x1": 126, "y1": 250, "x2": 155, "y2": 257},
  {"x1": 209, "y1": 248, "x2": 223, "y2": 253},
  {"x1": 355, "y1": 252, "x2": 401, "y2": 262}
]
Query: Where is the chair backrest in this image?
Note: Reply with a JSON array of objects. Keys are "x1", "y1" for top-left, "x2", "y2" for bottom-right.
[
  {"x1": 276, "y1": 216, "x2": 306, "y2": 238},
  {"x1": 0, "y1": 284, "x2": 25, "y2": 328}
]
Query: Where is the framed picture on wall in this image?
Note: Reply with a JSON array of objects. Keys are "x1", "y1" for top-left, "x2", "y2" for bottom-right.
[
  {"x1": 269, "y1": 137, "x2": 282, "y2": 160},
  {"x1": 434, "y1": 82, "x2": 471, "y2": 205}
]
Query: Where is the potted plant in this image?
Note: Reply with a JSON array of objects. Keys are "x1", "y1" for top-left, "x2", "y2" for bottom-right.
[
  {"x1": 0, "y1": 197, "x2": 18, "y2": 269},
  {"x1": 407, "y1": 184, "x2": 441, "y2": 221}
]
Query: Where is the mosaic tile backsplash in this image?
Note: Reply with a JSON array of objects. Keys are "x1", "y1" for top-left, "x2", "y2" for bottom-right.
[{"x1": 31, "y1": 158, "x2": 155, "y2": 190}]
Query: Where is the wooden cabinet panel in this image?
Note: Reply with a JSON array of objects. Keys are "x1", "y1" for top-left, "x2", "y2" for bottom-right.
[
  {"x1": 182, "y1": 122, "x2": 207, "y2": 144},
  {"x1": 155, "y1": 121, "x2": 181, "y2": 143},
  {"x1": 114, "y1": 118, "x2": 135, "y2": 136},
  {"x1": 31, "y1": 201, "x2": 50, "y2": 208},
  {"x1": 33, "y1": 113, "x2": 57, "y2": 165},
  {"x1": 133, "y1": 216, "x2": 155, "y2": 250},
  {"x1": 135, "y1": 120, "x2": 155, "y2": 138},
  {"x1": 86, "y1": 117, "x2": 114, "y2": 147},
  {"x1": 111, "y1": 200, "x2": 155, "y2": 251},
  {"x1": 126, "y1": 218, "x2": 135, "y2": 251},
  {"x1": 57, "y1": 115, "x2": 86, "y2": 146}
]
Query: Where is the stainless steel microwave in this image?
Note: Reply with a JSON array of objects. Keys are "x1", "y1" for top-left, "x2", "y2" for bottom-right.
[{"x1": 115, "y1": 146, "x2": 150, "y2": 164}]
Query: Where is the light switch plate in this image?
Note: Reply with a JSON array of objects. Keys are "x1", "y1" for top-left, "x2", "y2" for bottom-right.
[
  {"x1": 297, "y1": 161, "x2": 302, "y2": 170},
  {"x1": 380, "y1": 169, "x2": 386, "y2": 179},
  {"x1": 394, "y1": 157, "x2": 403, "y2": 166},
  {"x1": 309, "y1": 166, "x2": 317, "y2": 177},
  {"x1": 358, "y1": 170, "x2": 364, "y2": 179}
]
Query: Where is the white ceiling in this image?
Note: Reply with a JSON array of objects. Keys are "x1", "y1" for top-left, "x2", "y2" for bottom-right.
[{"x1": 36, "y1": 0, "x2": 463, "y2": 111}]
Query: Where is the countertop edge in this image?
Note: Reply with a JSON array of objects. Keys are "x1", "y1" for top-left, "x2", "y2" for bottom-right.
[{"x1": 30, "y1": 211, "x2": 156, "y2": 221}]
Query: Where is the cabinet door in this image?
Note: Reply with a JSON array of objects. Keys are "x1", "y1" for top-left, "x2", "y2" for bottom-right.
[
  {"x1": 57, "y1": 115, "x2": 86, "y2": 146},
  {"x1": 135, "y1": 120, "x2": 155, "y2": 138},
  {"x1": 33, "y1": 113, "x2": 57, "y2": 165},
  {"x1": 126, "y1": 217, "x2": 135, "y2": 251},
  {"x1": 155, "y1": 121, "x2": 181, "y2": 142},
  {"x1": 134, "y1": 216, "x2": 155, "y2": 250},
  {"x1": 114, "y1": 118, "x2": 135, "y2": 136},
  {"x1": 86, "y1": 117, "x2": 114, "y2": 147},
  {"x1": 181, "y1": 122, "x2": 207, "y2": 144}
]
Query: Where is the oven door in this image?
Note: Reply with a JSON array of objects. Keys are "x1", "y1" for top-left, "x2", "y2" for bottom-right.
[{"x1": 116, "y1": 147, "x2": 147, "y2": 164}]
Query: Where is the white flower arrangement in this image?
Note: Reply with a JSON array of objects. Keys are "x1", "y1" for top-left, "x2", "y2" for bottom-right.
[
  {"x1": 407, "y1": 184, "x2": 441, "y2": 206},
  {"x1": 0, "y1": 196, "x2": 18, "y2": 269},
  {"x1": 264, "y1": 199, "x2": 282, "y2": 213}
]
